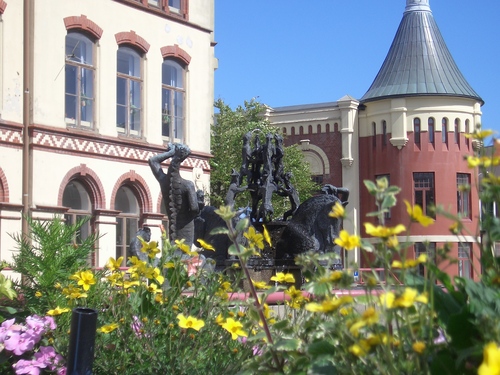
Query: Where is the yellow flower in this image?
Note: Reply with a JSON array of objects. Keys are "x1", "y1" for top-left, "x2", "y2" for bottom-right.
[
  {"x1": 70, "y1": 270, "x2": 96, "y2": 291},
  {"x1": 262, "y1": 225, "x2": 272, "y2": 246},
  {"x1": 379, "y1": 291, "x2": 396, "y2": 309},
  {"x1": 215, "y1": 314, "x2": 225, "y2": 326},
  {"x1": 138, "y1": 237, "x2": 161, "y2": 259},
  {"x1": 62, "y1": 284, "x2": 88, "y2": 300},
  {"x1": 404, "y1": 200, "x2": 433, "y2": 227},
  {"x1": 305, "y1": 296, "x2": 353, "y2": 313},
  {"x1": 465, "y1": 129, "x2": 494, "y2": 140},
  {"x1": 329, "y1": 201, "x2": 346, "y2": 219},
  {"x1": 177, "y1": 314, "x2": 205, "y2": 331},
  {"x1": 243, "y1": 226, "x2": 265, "y2": 250},
  {"x1": 329, "y1": 270, "x2": 343, "y2": 282},
  {"x1": 479, "y1": 342, "x2": 500, "y2": 375},
  {"x1": 106, "y1": 256, "x2": 124, "y2": 271},
  {"x1": 391, "y1": 254, "x2": 427, "y2": 269},
  {"x1": 175, "y1": 239, "x2": 198, "y2": 256},
  {"x1": 252, "y1": 279, "x2": 271, "y2": 290},
  {"x1": 393, "y1": 288, "x2": 428, "y2": 308},
  {"x1": 47, "y1": 306, "x2": 70, "y2": 316},
  {"x1": 197, "y1": 238, "x2": 215, "y2": 251},
  {"x1": 449, "y1": 221, "x2": 462, "y2": 234},
  {"x1": 285, "y1": 286, "x2": 306, "y2": 309},
  {"x1": 334, "y1": 230, "x2": 361, "y2": 250},
  {"x1": 221, "y1": 318, "x2": 248, "y2": 340},
  {"x1": 164, "y1": 262, "x2": 175, "y2": 269},
  {"x1": 412, "y1": 341, "x2": 426, "y2": 354},
  {"x1": 349, "y1": 342, "x2": 369, "y2": 357},
  {"x1": 270, "y1": 272, "x2": 295, "y2": 284},
  {"x1": 35, "y1": 291, "x2": 42, "y2": 298},
  {"x1": 97, "y1": 323, "x2": 119, "y2": 334},
  {"x1": 364, "y1": 223, "x2": 406, "y2": 239}
]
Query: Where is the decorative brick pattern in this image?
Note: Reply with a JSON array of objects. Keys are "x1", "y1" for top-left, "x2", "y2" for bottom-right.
[
  {"x1": 31, "y1": 130, "x2": 210, "y2": 170},
  {"x1": 64, "y1": 15, "x2": 103, "y2": 40},
  {"x1": 0, "y1": 128, "x2": 22, "y2": 144},
  {"x1": 115, "y1": 31, "x2": 150, "y2": 54}
]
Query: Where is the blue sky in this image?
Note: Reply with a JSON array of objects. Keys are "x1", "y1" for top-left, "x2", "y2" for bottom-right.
[{"x1": 214, "y1": 1, "x2": 500, "y2": 135}]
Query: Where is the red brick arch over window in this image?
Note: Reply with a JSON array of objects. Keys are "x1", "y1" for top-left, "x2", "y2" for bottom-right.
[
  {"x1": 0, "y1": 167, "x2": 9, "y2": 202},
  {"x1": 110, "y1": 171, "x2": 153, "y2": 213},
  {"x1": 115, "y1": 31, "x2": 150, "y2": 54},
  {"x1": 160, "y1": 45, "x2": 191, "y2": 65},
  {"x1": 58, "y1": 165, "x2": 106, "y2": 209},
  {"x1": 63, "y1": 15, "x2": 103, "y2": 40},
  {"x1": 0, "y1": 1, "x2": 7, "y2": 15}
]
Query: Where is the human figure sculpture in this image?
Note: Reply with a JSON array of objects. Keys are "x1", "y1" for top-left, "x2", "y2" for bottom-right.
[
  {"x1": 225, "y1": 169, "x2": 247, "y2": 209},
  {"x1": 277, "y1": 172, "x2": 300, "y2": 221},
  {"x1": 149, "y1": 143, "x2": 200, "y2": 246}
]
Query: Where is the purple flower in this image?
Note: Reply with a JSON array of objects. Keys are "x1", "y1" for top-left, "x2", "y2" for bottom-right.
[
  {"x1": 12, "y1": 358, "x2": 46, "y2": 375},
  {"x1": 34, "y1": 346, "x2": 64, "y2": 371}
]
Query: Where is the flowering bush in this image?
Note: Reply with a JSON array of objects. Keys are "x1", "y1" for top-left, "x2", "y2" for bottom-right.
[
  {"x1": 0, "y1": 315, "x2": 65, "y2": 375},
  {"x1": 3, "y1": 129, "x2": 500, "y2": 374}
]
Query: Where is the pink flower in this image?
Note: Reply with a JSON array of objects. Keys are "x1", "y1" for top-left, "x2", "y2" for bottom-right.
[
  {"x1": 12, "y1": 358, "x2": 46, "y2": 375},
  {"x1": 184, "y1": 256, "x2": 204, "y2": 276},
  {"x1": 5, "y1": 331, "x2": 37, "y2": 356}
]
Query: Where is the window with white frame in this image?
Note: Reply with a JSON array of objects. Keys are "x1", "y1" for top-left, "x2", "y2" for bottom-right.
[
  {"x1": 457, "y1": 173, "x2": 471, "y2": 218},
  {"x1": 414, "y1": 118, "x2": 421, "y2": 145},
  {"x1": 63, "y1": 180, "x2": 94, "y2": 266},
  {"x1": 115, "y1": 186, "x2": 140, "y2": 266},
  {"x1": 117, "y1": 47, "x2": 143, "y2": 136},
  {"x1": 442, "y1": 118, "x2": 448, "y2": 145},
  {"x1": 414, "y1": 172, "x2": 435, "y2": 219},
  {"x1": 65, "y1": 32, "x2": 95, "y2": 128},
  {"x1": 162, "y1": 59, "x2": 185, "y2": 140},
  {"x1": 428, "y1": 117, "x2": 435, "y2": 145},
  {"x1": 415, "y1": 242, "x2": 435, "y2": 277},
  {"x1": 454, "y1": 118, "x2": 460, "y2": 144},
  {"x1": 458, "y1": 242, "x2": 472, "y2": 279}
]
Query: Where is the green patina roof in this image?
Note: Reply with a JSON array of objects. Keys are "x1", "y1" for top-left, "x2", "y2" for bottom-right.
[{"x1": 361, "y1": 0, "x2": 483, "y2": 104}]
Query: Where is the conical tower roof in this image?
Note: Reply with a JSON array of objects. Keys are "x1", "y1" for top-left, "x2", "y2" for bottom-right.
[{"x1": 361, "y1": 0, "x2": 483, "y2": 104}]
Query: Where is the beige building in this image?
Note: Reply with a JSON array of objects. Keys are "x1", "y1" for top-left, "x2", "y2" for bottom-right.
[{"x1": 0, "y1": 0, "x2": 215, "y2": 268}]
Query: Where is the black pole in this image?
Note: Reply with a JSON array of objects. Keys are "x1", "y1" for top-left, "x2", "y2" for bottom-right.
[{"x1": 66, "y1": 307, "x2": 98, "y2": 375}]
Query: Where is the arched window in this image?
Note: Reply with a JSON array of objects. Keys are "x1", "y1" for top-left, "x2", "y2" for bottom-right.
[
  {"x1": 454, "y1": 118, "x2": 460, "y2": 144},
  {"x1": 162, "y1": 59, "x2": 186, "y2": 140},
  {"x1": 115, "y1": 186, "x2": 140, "y2": 265},
  {"x1": 65, "y1": 32, "x2": 95, "y2": 128},
  {"x1": 414, "y1": 118, "x2": 421, "y2": 145},
  {"x1": 63, "y1": 180, "x2": 93, "y2": 264},
  {"x1": 442, "y1": 118, "x2": 448, "y2": 145},
  {"x1": 465, "y1": 119, "x2": 470, "y2": 148},
  {"x1": 372, "y1": 122, "x2": 376, "y2": 147},
  {"x1": 117, "y1": 47, "x2": 143, "y2": 136},
  {"x1": 428, "y1": 118, "x2": 435, "y2": 144},
  {"x1": 382, "y1": 120, "x2": 387, "y2": 146}
]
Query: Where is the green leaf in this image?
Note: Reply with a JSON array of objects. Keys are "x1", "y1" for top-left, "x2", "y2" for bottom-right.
[
  {"x1": 363, "y1": 180, "x2": 377, "y2": 195},
  {"x1": 274, "y1": 338, "x2": 301, "y2": 352},
  {"x1": 210, "y1": 227, "x2": 230, "y2": 236},
  {"x1": 381, "y1": 194, "x2": 397, "y2": 209},
  {"x1": 228, "y1": 244, "x2": 241, "y2": 256},
  {"x1": 307, "y1": 340, "x2": 336, "y2": 356},
  {"x1": 235, "y1": 218, "x2": 249, "y2": 232}
]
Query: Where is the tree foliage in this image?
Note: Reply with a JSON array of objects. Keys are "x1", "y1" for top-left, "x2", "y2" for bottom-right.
[{"x1": 210, "y1": 99, "x2": 318, "y2": 218}]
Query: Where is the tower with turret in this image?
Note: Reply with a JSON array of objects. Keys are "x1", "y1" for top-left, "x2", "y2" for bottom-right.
[{"x1": 358, "y1": 0, "x2": 482, "y2": 278}]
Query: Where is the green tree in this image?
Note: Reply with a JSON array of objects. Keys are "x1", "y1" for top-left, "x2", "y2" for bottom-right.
[{"x1": 210, "y1": 99, "x2": 318, "y2": 218}]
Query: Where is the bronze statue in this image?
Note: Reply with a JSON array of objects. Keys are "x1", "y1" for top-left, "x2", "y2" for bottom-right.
[{"x1": 149, "y1": 143, "x2": 200, "y2": 246}]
